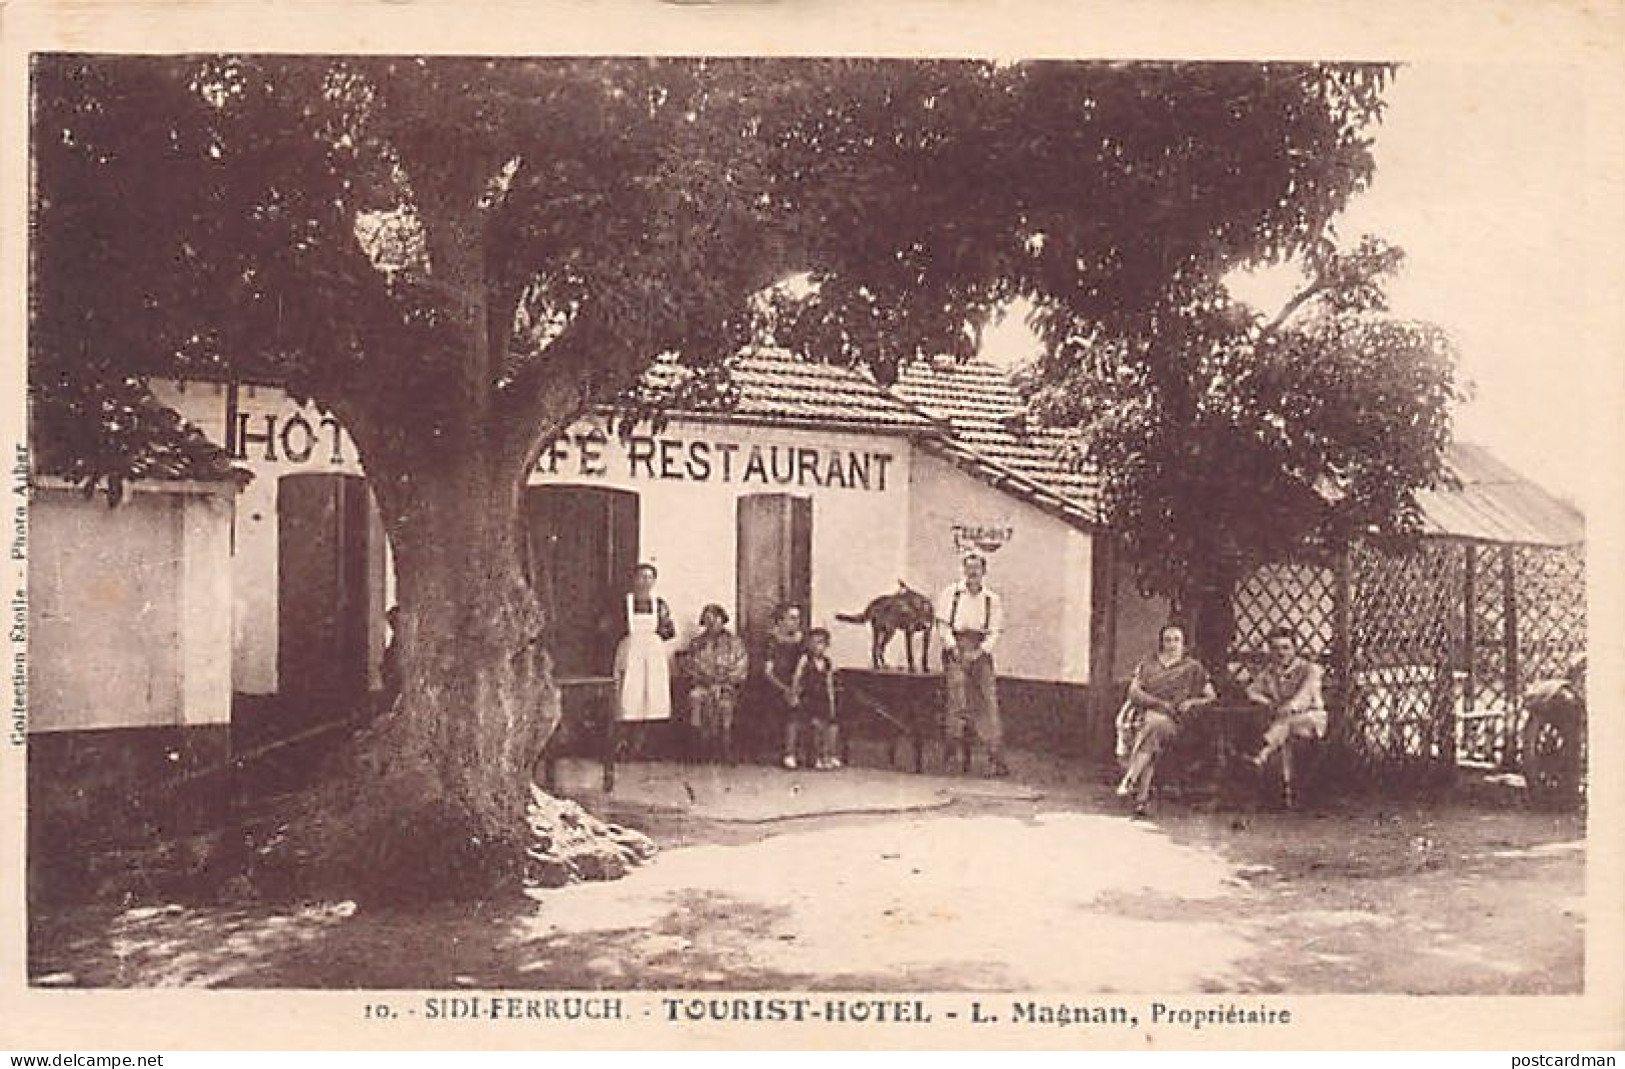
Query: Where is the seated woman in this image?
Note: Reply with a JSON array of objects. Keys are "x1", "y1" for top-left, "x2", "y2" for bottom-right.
[
  {"x1": 1115, "y1": 623, "x2": 1217, "y2": 816},
  {"x1": 686, "y1": 603, "x2": 750, "y2": 765}
]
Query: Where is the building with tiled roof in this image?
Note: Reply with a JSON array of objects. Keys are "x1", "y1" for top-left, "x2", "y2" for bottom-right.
[
  {"x1": 650, "y1": 351, "x2": 1583, "y2": 551},
  {"x1": 633, "y1": 350, "x2": 1102, "y2": 532},
  {"x1": 892, "y1": 357, "x2": 1100, "y2": 523},
  {"x1": 638, "y1": 349, "x2": 941, "y2": 435},
  {"x1": 130, "y1": 356, "x2": 1104, "y2": 698},
  {"x1": 39, "y1": 353, "x2": 1581, "y2": 794}
]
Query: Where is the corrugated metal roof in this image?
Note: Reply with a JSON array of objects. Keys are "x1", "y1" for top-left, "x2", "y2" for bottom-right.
[{"x1": 1417, "y1": 442, "x2": 1585, "y2": 546}]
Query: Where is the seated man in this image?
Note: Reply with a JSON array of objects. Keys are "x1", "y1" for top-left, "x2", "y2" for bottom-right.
[{"x1": 1246, "y1": 626, "x2": 1329, "y2": 807}]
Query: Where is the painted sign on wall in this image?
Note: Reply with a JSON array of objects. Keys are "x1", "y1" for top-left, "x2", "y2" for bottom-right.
[
  {"x1": 539, "y1": 428, "x2": 895, "y2": 493},
  {"x1": 224, "y1": 405, "x2": 895, "y2": 496},
  {"x1": 229, "y1": 409, "x2": 349, "y2": 466},
  {"x1": 952, "y1": 523, "x2": 1015, "y2": 555}
]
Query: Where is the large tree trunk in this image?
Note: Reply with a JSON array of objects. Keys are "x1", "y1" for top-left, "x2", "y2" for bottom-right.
[
  {"x1": 263, "y1": 204, "x2": 660, "y2": 902},
  {"x1": 289, "y1": 441, "x2": 561, "y2": 904}
]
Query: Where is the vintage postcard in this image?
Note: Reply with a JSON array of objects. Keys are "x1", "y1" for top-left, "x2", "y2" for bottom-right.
[{"x1": 1, "y1": 0, "x2": 1622, "y2": 1053}]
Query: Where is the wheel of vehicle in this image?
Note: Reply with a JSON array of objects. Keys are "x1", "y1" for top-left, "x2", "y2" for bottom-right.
[{"x1": 1522, "y1": 707, "x2": 1584, "y2": 811}]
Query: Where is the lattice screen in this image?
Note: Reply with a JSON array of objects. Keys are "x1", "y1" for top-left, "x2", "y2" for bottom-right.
[
  {"x1": 1503, "y1": 544, "x2": 1588, "y2": 766},
  {"x1": 1343, "y1": 541, "x2": 1464, "y2": 781},
  {"x1": 1228, "y1": 561, "x2": 1336, "y2": 675},
  {"x1": 1459, "y1": 545, "x2": 1510, "y2": 767},
  {"x1": 1227, "y1": 538, "x2": 1584, "y2": 787},
  {"x1": 1516, "y1": 544, "x2": 1587, "y2": 683}
]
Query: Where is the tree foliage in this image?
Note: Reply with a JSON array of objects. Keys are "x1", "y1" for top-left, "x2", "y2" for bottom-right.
[
  {"x1": 1022, "y1": 234, "x2": 1465, "y2": 652},
  {"x1": 35, "y1": 57, "x2": 1396, "y2": 482}
]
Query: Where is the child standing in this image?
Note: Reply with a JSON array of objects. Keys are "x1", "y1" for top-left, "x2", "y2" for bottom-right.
[
  {"x1": 764, "y1": 604, "x2": 806, "y2": 769},
  {"x1": 792, "y1": 628, "x2": 841, "y2": 770}
]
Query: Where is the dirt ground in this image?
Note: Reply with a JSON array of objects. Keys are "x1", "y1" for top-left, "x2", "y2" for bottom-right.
[{"x1": 28, "y1": 750, "x2": 1585, "y2": 993}]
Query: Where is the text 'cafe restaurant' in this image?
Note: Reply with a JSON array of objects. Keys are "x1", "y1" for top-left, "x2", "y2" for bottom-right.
[{"x1": 30, "y1": 353, "x2": 1170, "y2": 802}]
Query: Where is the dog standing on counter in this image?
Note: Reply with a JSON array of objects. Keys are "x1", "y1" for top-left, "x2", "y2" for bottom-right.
[{"x1": 836, "y1": 582, "x2": 935, "y2": 673}]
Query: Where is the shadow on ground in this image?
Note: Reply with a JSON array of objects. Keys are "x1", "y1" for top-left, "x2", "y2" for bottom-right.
[{"x1": 29, "y1": 754, "x2": 1585, "y2": 994}]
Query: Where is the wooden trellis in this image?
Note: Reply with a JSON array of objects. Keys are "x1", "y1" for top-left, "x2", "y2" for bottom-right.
[
  {"x1": 1228, "y1": 539, "x2": 1586, "y2": 786},
  {"x1": 1345, "y1": 542, "x2": 1464, "y2": 779},
  {"x1": 1499, "y1": 544, "x2": 1589, "y2": 764},
  {"x1": 1229, "y1": 561, "x2": 1339, "y2": 668}
]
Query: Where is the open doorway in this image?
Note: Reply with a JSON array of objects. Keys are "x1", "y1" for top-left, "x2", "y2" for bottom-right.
[
  {"x1": 276, "y1": 473, "x2": 386, "y2": 730},
  {"x1": 524, "y1": 485, "x2": 640, "y2": 680}
]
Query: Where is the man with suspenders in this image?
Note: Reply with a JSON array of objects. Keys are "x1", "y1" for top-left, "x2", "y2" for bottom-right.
[{"x1": 934, "y1": 552, "x2": 1011, "y2": 776}]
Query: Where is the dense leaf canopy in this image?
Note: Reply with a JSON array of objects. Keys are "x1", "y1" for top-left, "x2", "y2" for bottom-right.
[
  {"x1": 33, "y1": 56, "x2": 1397, "y2": 495},
  {"x1": 1023, "y1": 234, "x2": 1463, "y2": 605}
]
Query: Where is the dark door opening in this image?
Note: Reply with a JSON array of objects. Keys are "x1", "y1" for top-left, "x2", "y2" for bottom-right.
[
  {"x1": 277, "y1": 473, "x2": 386, "y2": 727},
  {"x1": 524, "y1": 485, "x2": 640, "y2": 679},
  {"x1": 736, "y1": 493, "x2": 812, "y2": 646}
]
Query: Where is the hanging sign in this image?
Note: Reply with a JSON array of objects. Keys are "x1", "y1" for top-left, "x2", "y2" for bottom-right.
[{"x1": 952, "y1": 524, "x2": 1014, "y2": 555}]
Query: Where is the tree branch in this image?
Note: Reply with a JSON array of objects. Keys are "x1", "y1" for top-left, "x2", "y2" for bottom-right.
[
  {"x1": 492, "y1": 311, "x2": 620, "y2": 473},
  {"x1": 1258, "y1": 275, "x2": 1331, "y2": 343}
]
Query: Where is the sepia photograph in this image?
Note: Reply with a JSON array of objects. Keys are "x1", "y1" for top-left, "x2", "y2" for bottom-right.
[{"x1": 2, "y1": 0, "x2": 1622, "y2": 1053}]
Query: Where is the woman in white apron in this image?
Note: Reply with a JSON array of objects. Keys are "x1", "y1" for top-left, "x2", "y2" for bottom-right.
[
  {"x1": 603, "y1": 564, "x2": 675, "y2": 791},
  {"x1": 613, "y1": 563, "x2": 674, "y2": 723}
]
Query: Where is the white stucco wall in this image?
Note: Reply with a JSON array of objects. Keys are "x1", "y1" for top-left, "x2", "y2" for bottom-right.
[
  {"x1": 153, "y1": 380, "x2": 384, "y2": 695},
  {"x1": 156, "y1": 380, "x2": 914, "y2": 679},
  {"x1": 179, "y1": 489, "x2": 236, "y2": 725},
  {"x1": 149, "y1": 378, "x2": 1102, "y2": 690},
  {"x1": 528, "y1": 416, "x2": 912, "y2": 669},
  {"x1": 29, "y1": 481, "x2": 235, "y2": 732},
  {"x1": 906, "y1": 450, "x2": 1093, "y2": 684}
]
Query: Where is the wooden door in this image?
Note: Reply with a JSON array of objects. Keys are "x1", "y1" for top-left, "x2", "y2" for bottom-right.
[
  {"x1": 525, "y1": 486, "x2": 639, "y2": 679},
  {"x1": 277, "y1": 473, "x2": 383, "y2": 721},
  {"x1": 736, "y1": 493, "x2": 812, "y2": 645}
]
